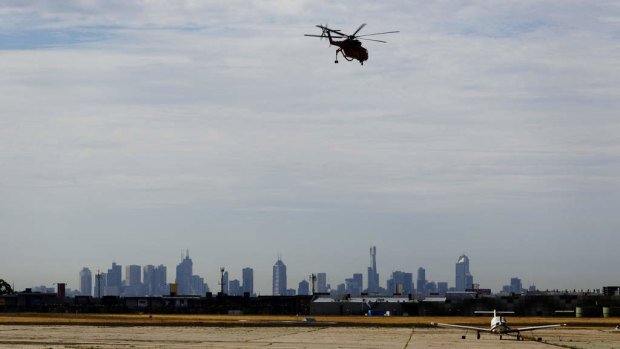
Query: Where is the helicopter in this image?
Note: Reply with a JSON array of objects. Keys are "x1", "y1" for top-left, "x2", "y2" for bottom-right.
[{"x1": 304, "y1": 24, "x2": 398, "y2": 65}]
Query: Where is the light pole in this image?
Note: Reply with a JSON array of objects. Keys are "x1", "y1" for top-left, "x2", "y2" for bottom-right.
[
  {"x1": 220, "y1": 267, "x2": 225, "y2": 295},
  {"x1": 95, "y1": 270, "x2": 103, "y2": 299}
]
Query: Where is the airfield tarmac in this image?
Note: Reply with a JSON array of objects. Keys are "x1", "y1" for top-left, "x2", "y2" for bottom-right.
[{"x1": 0, "y1": 325, "x2": 619, "y2": 349}]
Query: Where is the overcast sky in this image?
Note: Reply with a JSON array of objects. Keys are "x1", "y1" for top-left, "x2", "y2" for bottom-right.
[{"x1": 1, "y1": 1, "x2": 619, "y2": 294}]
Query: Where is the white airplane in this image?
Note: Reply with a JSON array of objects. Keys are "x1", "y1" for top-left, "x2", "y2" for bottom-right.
[{"x1": 431, "y1": 310, "x2": 567, "y2": 341}]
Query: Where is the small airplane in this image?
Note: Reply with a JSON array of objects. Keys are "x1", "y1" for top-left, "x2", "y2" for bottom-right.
[
  {"x1": 431, "y1": 310, "x2": 567, "y2": 341},
  {"x1": 304, "y1": 24, "x2": 399, "y2": 65}
]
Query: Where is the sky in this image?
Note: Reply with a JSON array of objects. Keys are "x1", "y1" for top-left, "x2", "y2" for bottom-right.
[{"x1": 1, "y1": 1, "x2": 619, "y2": 294}]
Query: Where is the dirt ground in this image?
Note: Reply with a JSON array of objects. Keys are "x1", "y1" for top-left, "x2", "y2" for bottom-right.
[{"x1": 0, "y1": 325, "x2": 619, "y2": 348}]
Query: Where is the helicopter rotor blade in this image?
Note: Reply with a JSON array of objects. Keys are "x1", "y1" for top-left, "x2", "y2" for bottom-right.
[
  {"x1": 357, "y1": 31, "x2": 400, "y2": 37},
  {"x1": 351, "y1": 23, "x2": 367, "y2": 37},
  {"x1": 304, "y1": 34, "x2": 344, "y2": 38},
  {"x1": 359, "y1": 38, "x2": 387, "y2": 43},
  {"x1": 316, "y1": 24, "x2": 346, "y2": 37}
]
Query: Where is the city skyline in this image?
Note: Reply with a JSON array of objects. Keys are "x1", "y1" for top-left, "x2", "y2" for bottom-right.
[
  {"x1": 23, "y1": 249, "x2": 603, "y2": 297},
  {"x1": 7, "y1": 245, "x2": 617, "y2": 296},
  {"x1": 1, "y1": 2, "x2": 619, "y2": 294}
]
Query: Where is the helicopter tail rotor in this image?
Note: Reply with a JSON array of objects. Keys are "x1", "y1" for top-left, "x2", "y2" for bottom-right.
[{"x1": 321, "y1": 24, "x2": 329, "y2": 39}]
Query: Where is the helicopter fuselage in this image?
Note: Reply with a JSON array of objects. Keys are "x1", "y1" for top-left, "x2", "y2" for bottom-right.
[{"x1": 328, "y1": 33, "x2": 368, "y2": 64}]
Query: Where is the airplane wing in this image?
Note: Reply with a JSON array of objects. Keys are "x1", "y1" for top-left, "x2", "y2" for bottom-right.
[
  {"x1": 431, "y1": 322, "x2": 492, "y2": 332},
  {"x1": 508, "y1": 324, "x2": 567, "y2": 332}
]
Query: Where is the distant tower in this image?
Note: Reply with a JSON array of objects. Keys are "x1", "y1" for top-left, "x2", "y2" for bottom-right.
[
  {"x1": 272, "y1": 258, "x2": 287, "y2": 296},
  {"x1": 242, "y1": 267, "x2": 254, "y2": 296},
  {"x1": 346, "y1": 273, "x2": 363, "y2": 296},
  {"x1": 298, "y1": 280, "x2": 310, "y2": 295},
  {"x1": 154, "y1": 265, "x2": 167, "y2": 296},
  {"x1": 510, "y1": 277, "x2": 522, "y2": 293},
  {"x1": 175, "y1": 250, "x2": 193, "y2": 295},
  {"x1": 223, "y1": 271, "x2": 229, "y2": 294},
  {"x1": 106, "y1": 262, "x2": 122, "y2": 296},
  {"x1": 125, "y1": 265, "x2": 141, "y2": 287},
  {"x1": 455, "y1": 254, "x2": 473, "y2": 291},
  {"x1": 79, "y1": 267, "x2": 92, "y2": 296},
  {"x1": 317, "y1": 273, "x2": 327, "y2": 293},
  {"x1": 367, "y1": 246, "x2": 379, "y2": 292},
  {"x1": 387, "y1": 271, "x2": 413, "y2": 295},
  {"x1": 143, "y1": 265, "x2": 155, "y2": 295},
  {"x1": 417, "y1": 267, "x2": 426, "y2": 295},
  {"x1": 437, "y1": 281, "x2": 448, "y2": 295}
]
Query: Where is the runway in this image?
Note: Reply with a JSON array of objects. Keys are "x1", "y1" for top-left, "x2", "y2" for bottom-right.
[{"x1": 0, "y1": 324, "x2": 619, "y2": 348}]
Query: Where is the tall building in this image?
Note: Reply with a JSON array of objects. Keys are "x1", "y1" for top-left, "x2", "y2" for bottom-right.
[
  {"x1": 229, "y1": 279, "x2": 242, "y2": 296},
  {"x1": 272, "y1": 258, "x2": 287, "y2": 296},
  {"x1": 192, "y1": 275, "x2": 207, "y2": 295},
  {"x1": 437, "y1": 281, "x2": 448, "y2": 295},
  {"x1": 336, "y1": 283, "x2": 346, "y2": 295},
  {"x1": 317, "y1": 273, "x2": 327, "y2": 293},
  {"x1": 417, "y1": 267, "x2": 426, "y2": 295},
  {"x1": 298, "y1": 280, "x2": 310, "y2": 295},
  {"x1": 125, "y1": 265, "x2": 141, "y2": 287},
  {"x1": 154, "y1": 265, "x2": 167, "y2": 296},
  {"x1": 105, "y1": 262, "x2": 122, "y2": 296},
  {"x1": 387, "y1": 271, "x2": 413, "y2": 295},
  {"x1": 144, "y1": 265, "x2": 167, "y2": 296},
  {"x1": 425, "y1": 281, "x2": 437, "y2": 294},
  {"x1": 367, "y1": 246, "x2": 379, "y2": 293},
  {"x1": 222, "y1": 271, "x2": 229, "y2": 294},
  {"x1": 455, "y1": 254, "x2": 473, "y2": 291},
  {"x1": 242, "y1": 267, "x2": 254, "y2": 296},
  {"x1": 345, "y1": 273, "x2": 363, "y2": 296},
  {"x1": 79, "y1": 267, "x2": 92, "y2": 296},
  {"x1": 143, "y1": 265, "x2": 155, "y2": 294},
  {"x1": 176, "y1": 250, "x2": 193, "y2": 295},
  {"x1": 510, "y1": 277, "x2": 522, "y2": 293}
]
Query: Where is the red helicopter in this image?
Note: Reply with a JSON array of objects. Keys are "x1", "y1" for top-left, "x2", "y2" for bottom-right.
[{"x1": 305, "y1": 24, "x2": 399, "y2": 65}]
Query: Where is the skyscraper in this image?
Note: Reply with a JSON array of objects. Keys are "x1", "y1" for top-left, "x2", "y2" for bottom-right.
[
  {"x1": 437, "y1": 281, "x2": 448, "y2": 295},
  {"x1": 192, "y1": 275, "x2": 207, "y2": 295},
  {"x1": 79, "y1": 267, "x2": 92, "y2": 296},
  {"x1": 154, "y1": 265, "x2": 167, "y2": 296},
  {"x1": 144, "y1": 265, "x2": 167, "y2": 296},
  {"x1": 317, "y1": 272, "x2": 327, "y2": 293},
  {"x1": 229, "y1": 279, "x2": 241, "y2": 296},
  {"x1": 510, "y1": 277, "x2": 522, "y2": 293},
  {"x1": 125, "y1": 265, "x2": 141, "y2": 287},
  {"x1": 417, "y1": 267, "x2": 426, "y2": 295},
  {"x1": 387, "y1": 271, "x2": 413, "y2": 295},
  {"x1": 272, "y1": 258, "x2": 287, "y2": 296},
  {"x1": 425, "y1": 281, "x2": 437, "y2": 294},
  {"x1": 455, "y1": 254, "x2": 473, "y2": 291},
  {"x1": 105, "y1": 262, "x2": 122, "y2": 296},
  {"x1": 298, "y1": 280, "x2": 310, "y2": 295},
  {"x1": 242, "y1": 267, "x2": 254, "y2": 296},
  {"x1": 346, "y1": 273, "x2": 363, "y2": 296},
  {"x1": 176, "y1": 250, "x2": 193, "y2": 295},
  {"x1": 222, "y1": 271, "x2": 229, "y2": 294},
  {"x1": 367, "y1": 246, "x2": 379, "y2": 293},
  {"x1": 143, "y1": 265, "x2": 155, "y2": 294}
]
